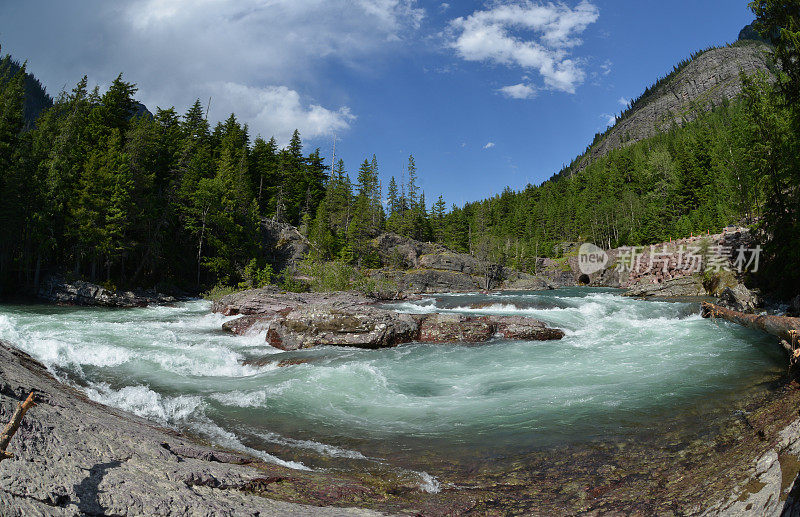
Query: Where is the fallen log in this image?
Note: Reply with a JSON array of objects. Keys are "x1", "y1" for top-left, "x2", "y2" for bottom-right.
[
  {"x1": 0, "y1": 392, "x2": 36, "y2": 462},
  {"x1": 701, "y1": 302, "x2": 800, "y2": 355}
]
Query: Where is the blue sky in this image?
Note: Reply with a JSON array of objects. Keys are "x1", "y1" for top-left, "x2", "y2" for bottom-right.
[{"x1": 0, "y1": 0, "x2": 755, "y2": 207}]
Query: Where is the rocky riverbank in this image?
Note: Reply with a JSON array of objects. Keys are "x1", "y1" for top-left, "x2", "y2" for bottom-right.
[{"x1": 36, "y1": 276, "x2": 183, "y2": 308}]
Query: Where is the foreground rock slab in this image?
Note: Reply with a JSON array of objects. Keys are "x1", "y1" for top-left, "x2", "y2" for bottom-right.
[{"x1": 0, "y1": 341, "x2": 389, "y2": 517}]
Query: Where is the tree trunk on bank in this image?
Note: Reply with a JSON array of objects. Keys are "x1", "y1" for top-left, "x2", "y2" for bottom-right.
[{"x1": 701, "y1": 302, "x2": 800, "y2": 353}]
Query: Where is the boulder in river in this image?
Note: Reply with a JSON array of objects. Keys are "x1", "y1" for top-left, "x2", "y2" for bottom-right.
[
  {"x1": 718, "y1": 283, "x2": 760, "y2": 313},
  {"x1": 265, "y1": 307, "x2": 420, "y2": 351}
]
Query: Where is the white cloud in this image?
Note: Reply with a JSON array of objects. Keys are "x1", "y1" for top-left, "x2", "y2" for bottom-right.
[
  {"x1": 440, "y1": 2, "x2": 451, "y2": 11},
  {"x1": 213, "y1": 83, "x2": 356, "y2": 143},
  {"x1": 106, "y1": 0, "x2": 423, "y2": 144},
  {"x1": 498, "y1": 82, "x2": 538, "y2": 99},
  {"x1": 484, "y1": 142, "x2": 496, "y2": 149},
  {"x1": 602, "y1": 114, "x2": 617, "y2": 126},
  {"x1": 618, "y1": 96, "x2": 630, "y2": 107},
  {"x1": 600, "y1": 60, "x2": 612, "y2": 76},
  {"x1": 447, "y1": 0, "x2": 599, "y2": 94}
]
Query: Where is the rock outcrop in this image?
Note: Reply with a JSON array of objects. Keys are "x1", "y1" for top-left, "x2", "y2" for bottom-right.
[
  {"x1": 212, "y1": 288, "x2": 373, "y2": 317},
  {"x1": 260, "y1": 220, "x2": 311, "y2": 272},
  {"x1": 0, "y1": 341, "x2": 387, "y2": 516},
  {"x1": 37, "y1": 276, "x2": 178, "y2": 308}
]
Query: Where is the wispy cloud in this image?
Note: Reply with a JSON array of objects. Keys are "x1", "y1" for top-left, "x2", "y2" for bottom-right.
[
  {"x1": 447, "y1": 0, "x2": 600, "y2": 94},
  {"x1": 601, "y1": 114, "x2": 617, "y2": 127},
  {"x1": 618, "y1": 96, "x2": 630, "y2": 107},
  {"x1": 484, "y1": 142, "x2": 496, "y2": 149}
]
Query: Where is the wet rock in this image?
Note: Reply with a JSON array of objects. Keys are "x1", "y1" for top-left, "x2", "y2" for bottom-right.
[
  {"x1": 491, "y1": 316, "x2": 566, "y2": 341},
  {"x1": 266, "y1": 307, "x2": 421, "y2": 351},
  {"x1": 222, "y1": 316, "x2": 272, "y2": 335},
  {"x1": 417, "y1": 314, "x2": 565, "y2": 344},
  {"x1": 502, "y1": 276, "x2": 557, "y2": 291},
  {"x1": 418, "y1": 313, "x2": 496, "y2": 343}
]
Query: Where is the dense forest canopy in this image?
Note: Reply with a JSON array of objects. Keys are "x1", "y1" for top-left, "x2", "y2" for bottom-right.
[{"x1": 0, "y1": 0, "x2": 798, "y2": 297}]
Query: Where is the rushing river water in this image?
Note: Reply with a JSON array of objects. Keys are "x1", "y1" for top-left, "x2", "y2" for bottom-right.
[{"x1": 0, "y1": 288, "x2": 786, "y2": 489}]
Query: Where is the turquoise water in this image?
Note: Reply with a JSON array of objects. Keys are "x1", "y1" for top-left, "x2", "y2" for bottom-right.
[{"x1": 0, "y1": 288, "x2": 785, "y2": 485}]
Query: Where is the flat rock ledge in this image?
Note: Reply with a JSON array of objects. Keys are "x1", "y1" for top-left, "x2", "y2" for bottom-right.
[
  {"x1": 214, "y1": 289, "x2": 565, "y2": 351},
  {"x1": 0, "y1": 341, "x2": 391, "y2": 516}
]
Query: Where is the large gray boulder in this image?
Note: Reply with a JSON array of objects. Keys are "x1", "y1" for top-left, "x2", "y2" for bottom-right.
[{"x1": 266, "y1": 307, "x2": 420, "y2": 351}]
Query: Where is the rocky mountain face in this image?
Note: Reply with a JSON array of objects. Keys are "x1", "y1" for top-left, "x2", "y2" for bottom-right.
[{"x1": 573, "y1": 40, "x2": 774, "y2": 174}]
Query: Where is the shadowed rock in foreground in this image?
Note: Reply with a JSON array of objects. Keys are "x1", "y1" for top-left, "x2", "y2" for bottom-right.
[{"x1": 0, "y1": 341, "x2": 391, "y2": 516}]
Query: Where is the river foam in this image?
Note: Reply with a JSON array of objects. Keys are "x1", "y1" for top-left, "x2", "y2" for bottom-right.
[{"x1": 0, "y1": 289, "x2": 785, "y2": 478}]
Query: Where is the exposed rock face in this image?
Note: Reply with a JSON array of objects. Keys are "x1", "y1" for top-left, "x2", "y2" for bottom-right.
[
  {"x1": 266, "y1": 307, "x2": 420, "y2": 351},
  {"x1": 718, "y1": 284, "x2": 760, "y2": 313},
  {"x1": 502, "y1": 276, "x2": 557, "y2": 291},
  {"x1": 0, "y1": 341, "x2": 385, "y2": 516},
  {"x1": 575, "y1": 43, "x2": 773, "y2": 173},
  {"x1": 624, "y1": 275, "x2": 707, "y2": 298},
  {"x1": 37, "y1": 276, "x2": 177, "y2": 308},
  {"x1": 373, "y1": 233, "x2": 442, "y2": 269},
  {"x1": 396, "y1": 269, "x2": 482, "y2": 293},
  {"x1": 260, "y1": 220, "x2": 311, "y2": 272}
]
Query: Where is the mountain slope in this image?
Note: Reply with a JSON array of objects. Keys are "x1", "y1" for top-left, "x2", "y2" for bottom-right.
[{"x1": 567, "y1": 39, "x2": 774, "y2": 177}]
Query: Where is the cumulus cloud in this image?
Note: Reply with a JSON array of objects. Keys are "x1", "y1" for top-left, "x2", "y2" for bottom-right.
[
  {"x1": 5, "y1": 0, "x2": 424, "y2": 146},
  {"x1": 213, "y1": 83, "x2": 356, "y2": 143},
  {"x1": 484, "y1": 142, "x2": 496, "y2": 149},
  {"x1": 121, "y1": 0, "x2": 424, "y2": 142},
  {"x1": 618, "y1": 96, "x2": 630, "y2": 107},
  {"x1": 447, "y1": 0, "x2": 599, "y2": 94},
  {"x1": 498, "y1": 82, "x2": 538, "y2": 99}
]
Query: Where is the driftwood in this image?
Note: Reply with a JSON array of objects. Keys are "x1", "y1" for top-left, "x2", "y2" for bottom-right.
[
  {"x1": 701, "y1": 302, "x2": 800, "y2": 355},
  {"x1": 0, "y1": 392, "x2": 36, "y2": 462}
]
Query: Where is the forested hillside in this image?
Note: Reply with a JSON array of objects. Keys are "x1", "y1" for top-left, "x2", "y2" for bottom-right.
[{"x1": 0, "y1": 2, "x2": 798, "y2": 297}]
